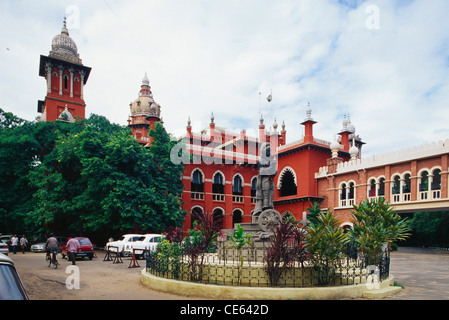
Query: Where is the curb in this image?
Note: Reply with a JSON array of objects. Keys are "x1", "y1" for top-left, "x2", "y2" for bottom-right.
[{"x1": 141, "y1": 269, "x2": 399, "y2": 300}]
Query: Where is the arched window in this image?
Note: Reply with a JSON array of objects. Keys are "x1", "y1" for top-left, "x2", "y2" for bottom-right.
[
  {"x1": 419, "y1": 171, "x2": 429, "y2": 192},
  {"x1": 212, "y1": 172, "x2": 224, "y2": 194},
  {"x1": 251, "y1": 177, "x2": 257, "y2": 198},
  {"x1": 279, "y1": 169, "x2": 297, "y2": 197},
  {"x1": 340, "y1": 183, "x2": 347, "y2": 207},
  {"x1": 232, "y1": 209, "x2": 243, "y2": 228},
  {"x1": 431, "y1": 168, "x2": 441, "y2": 199},
  {"x1": 378, "y1": 178, "x2": 385, "y2": 197},
  {"x1": 392, "y1": 175, "x2": 401, "y2": 195},
  {"x1": 213, "y1": 208, "x2": 224, "y2": 230},
  {"x1": 431, "y1": 169, "x2": 441, "y2": 190},
  {"x1": 348, "y1": 182, "x2": 355, "y2": 205},
  {"x1": 368, "y1": 179, "x2": 376, "y2": 197},
  {"x1": 282, "y1": 211, "x2": 294, "y2": 222},
  {"x1": 403, "y1": 173, "x2": 411, "y2": 194},
  {"x1": 391, "y1": 175, "x2": 401, "y2": 202},
  {"x1": 191, "y1": 206, "x2": 203, "y2": 229},
  {"x1": 233, "y1": 175, "x2": 243, "y2": 195},
  {"x1": 191, "y1": 169, "x2": 204, "y2": 193},
  {"x1": 64, "y1": 75, "x2": 69, "y2": 90},
  {"x1": 341, "y1": 183, "x2": 347, "y2": 200}
]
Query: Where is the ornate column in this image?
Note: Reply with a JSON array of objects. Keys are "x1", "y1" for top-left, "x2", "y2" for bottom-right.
[
  {"x1": 69, "y1": 69, "x2": 74, "y2": 98},
  {"x1": 59, "y1": 67, "x2": 63, "y2": 95},
  {"x1": 80, "y1": 71, "x2": 84, "y2": 100},
  {"x1": 46, "y1": 62, "x2": 52, "y2": 93}
]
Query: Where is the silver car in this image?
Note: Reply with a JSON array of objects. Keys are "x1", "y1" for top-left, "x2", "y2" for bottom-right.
[
  {"x1": 30, "y1": 242, "x2": 46, "y2": 253},
  {"x1": 0, "y1": 242, "x2": 8, "y2": 255},
  {"x1": 0, "y1": 253, "x2": 29, "y2": 300}
]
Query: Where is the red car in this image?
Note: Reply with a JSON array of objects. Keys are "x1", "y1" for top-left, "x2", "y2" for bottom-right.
[{"x1": 61, "y1": 237, "x2": 95, "y2": 260}]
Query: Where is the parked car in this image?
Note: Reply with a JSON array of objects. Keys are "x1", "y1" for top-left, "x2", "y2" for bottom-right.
[
  {"x1": 0, "y1": 235, "x2": 13, "y2": 250},
  {"x1": 123, "y1": 234, "x2": 163, "y2": 258},
  {"x1": 61, "y1": 237, "x2": 95, "y2": 260},
  {"x1": 105, "y1": 234, "x2": 142, "y2": 256},
  {"x1": 30, "y1": 242, "x2": 46, "y2": 253},
  {"x1": 0, "y1": 253, "x2": 29, "y2": 300},
  {"x1": 0, "y1": 242, "x2": 9, "y2": 255}
]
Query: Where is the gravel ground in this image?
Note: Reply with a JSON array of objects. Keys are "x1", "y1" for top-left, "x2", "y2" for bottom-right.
[{"x1": 10, "y1": 250, "x2": 193, "y2": 300}]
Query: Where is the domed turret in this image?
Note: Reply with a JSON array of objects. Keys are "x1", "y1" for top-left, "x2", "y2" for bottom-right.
[
  {"x1": 349, "y1": 139, "x2": 359, "y2": 160},
  {"x1": 330, "y1": 135, "x2": 341, "y2": 158},
  {"x1": 129, "y1": 73, "x2": 161, "y2": 118},
  {"x1": 49, "y1": 18, "x2": 82, "y2": 64}
]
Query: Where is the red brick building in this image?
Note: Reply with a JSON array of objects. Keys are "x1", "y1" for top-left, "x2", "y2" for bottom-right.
[
  {"x1": 37, "y1": 18, "x2": 91, "y2": 122},
  {"x1": 176, "y1": 103, "x2": 365, "y2": 234},
  {"x1": 37, "y1": 21, "x2": 449, "y2": 236}
]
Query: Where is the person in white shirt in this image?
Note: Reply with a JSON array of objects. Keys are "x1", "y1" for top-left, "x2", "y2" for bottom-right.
[{"x1": 11, "y1": 235, "x2": 18, "y2": 254}]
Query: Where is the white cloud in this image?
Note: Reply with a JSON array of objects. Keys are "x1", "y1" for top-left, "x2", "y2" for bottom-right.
[{"x1": 1, "y1": 0, "x2": 449, "y2": 158}]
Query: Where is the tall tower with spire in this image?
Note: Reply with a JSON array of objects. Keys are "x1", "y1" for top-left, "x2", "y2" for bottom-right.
[
  {"x1": 37, "y1": 18, "x2": 91, "y2": 122},
  {"x1": 127, "y1": 73, "x2": 162, "y2": 146}
]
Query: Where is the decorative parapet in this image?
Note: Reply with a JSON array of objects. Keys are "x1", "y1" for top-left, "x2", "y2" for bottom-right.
[
  {"x1": 185, "y1": 143, "x2": 259, "y2": 164},
  {"x1": 316, "y1": 139, "x2": 449, "y2": 178},
  {"x1": 277, "y1": 138, "x2": 305, "y2": 152}
]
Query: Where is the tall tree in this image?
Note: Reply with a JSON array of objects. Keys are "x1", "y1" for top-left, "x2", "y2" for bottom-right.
[{"x1": 26, "y1": 116, "x2": 186, "y2": 238}]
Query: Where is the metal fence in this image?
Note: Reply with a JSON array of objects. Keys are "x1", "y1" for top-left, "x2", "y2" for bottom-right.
[{"x1": 145, "y1": 242, "x2": 390, "y2": 288}]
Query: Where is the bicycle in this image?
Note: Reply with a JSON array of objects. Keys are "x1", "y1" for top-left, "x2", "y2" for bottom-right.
[{"x1": 46, "y1": 249, "x2": 59, "y2": 269}]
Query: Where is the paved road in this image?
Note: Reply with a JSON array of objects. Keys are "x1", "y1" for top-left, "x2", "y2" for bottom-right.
[
  {"x1": 8, "y1": 247, "x2": 449, "y2": 300},
  {"x1": 388, "y1": 247, "x2": 449, "y2": 300}
]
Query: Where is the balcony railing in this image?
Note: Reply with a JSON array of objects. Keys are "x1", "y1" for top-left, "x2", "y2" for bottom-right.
[
  {"x1": 212, "y1": 193, "x2": 225, "y2": 202},
  {"x1": 191, "y1": 192, "x2": 204, "y2": 200}
]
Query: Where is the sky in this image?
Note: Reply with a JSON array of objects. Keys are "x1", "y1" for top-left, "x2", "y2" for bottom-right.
[{"x1": 1, "y1": 0, "x2": 449, "y2": 157}]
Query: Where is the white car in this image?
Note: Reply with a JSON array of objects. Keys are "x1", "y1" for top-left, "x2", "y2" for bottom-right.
[
  {"x1": 0, "y1": 242, "x2": 9, "y2": 255},
  {"x1": 105, "y1": 234, "x2": 142, "y2": 256},
  {"x1": 123, "y1": 234, "x2": 163, "y2": 258},
  {"x1": 30, "y1": 242, "x2": 46, "y2": 253}
]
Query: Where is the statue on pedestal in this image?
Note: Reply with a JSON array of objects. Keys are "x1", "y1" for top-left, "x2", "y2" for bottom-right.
[{"x1": 253, "y1": 142, "x2": 282, "y2": 236}]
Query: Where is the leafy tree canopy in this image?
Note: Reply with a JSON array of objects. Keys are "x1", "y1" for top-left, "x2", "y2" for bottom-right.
[{"x1": 0, "y1": 111, "x2": 186, "y2": 242}]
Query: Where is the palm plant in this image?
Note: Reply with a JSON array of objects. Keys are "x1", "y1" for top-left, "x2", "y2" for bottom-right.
[
  {"x1": 350, "y1": 198, "x2": 411, "y2": 266},
  {"x1": 306, "y1": 210, "x2": 349, "y2": 285}
]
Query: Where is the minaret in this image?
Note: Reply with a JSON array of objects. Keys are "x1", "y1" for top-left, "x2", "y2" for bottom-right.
[
  {"x1": 338, "y1": 114, "x2": 351, "y2": 152},
  {"x1": 259, "y1": 114, "x2": 266, "y2": 144},
  {"x1": 37, "y1": 18, "x2": 91, "y2": 122},
  {"x1": 280, "y1": 121, "x2": 286, "y2": 146},
  {"x1": 301, "y1": 102, "x2": 317, "y2": 143}
]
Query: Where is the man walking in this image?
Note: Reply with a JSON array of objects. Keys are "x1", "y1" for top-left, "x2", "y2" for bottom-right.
[
  {"x1": 66, "y1": 235, "x2": 80, "y2": 265},
  {"x1": 20, "y1": 235, "x2": 28, "y2": 254},
  {"x1": 11, "y1": 235, "x2": 18, "y2": 254}
]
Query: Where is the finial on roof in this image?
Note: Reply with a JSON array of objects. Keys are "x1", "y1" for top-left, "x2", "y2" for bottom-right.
[
  {"x1": 305, "y1": 101, "x2": 313, "y2": 121},
  {"x1": 142, "y1": 72, "x2": 150, "y2": 86},
  {"x1": 61, "y1": 17, "x2": 69, "y2": 36}
]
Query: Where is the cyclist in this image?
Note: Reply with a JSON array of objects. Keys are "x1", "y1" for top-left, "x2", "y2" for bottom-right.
[{"x1": 45, "y1": 233, "x2": 59, "y2": 267}]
